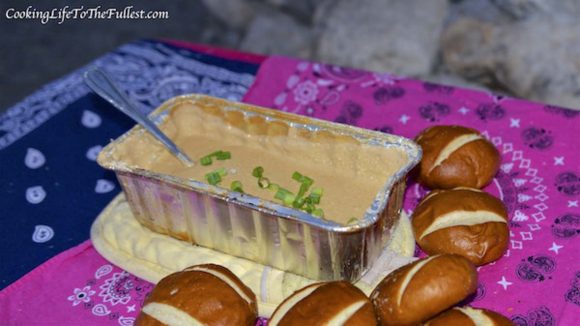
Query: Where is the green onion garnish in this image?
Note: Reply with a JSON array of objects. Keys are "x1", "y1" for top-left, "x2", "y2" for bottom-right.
[
  {"x1": 205, "y1": 172, "x2": 221, "y2": 185},
  {"x1": 200, "y1": 156, "x2": 213, "y2": 166},
  {"x1": 296, "y1": 182, "x2": 310, "y2": 200},
  {"x1": 258, "y1": 177, "x2": 270, "y2": 189},
  {"x1": 216, "y1": 167, "x2": 227, "y2": 176},
  {"x1": 284, "y1": 194, "x2": 296, "y2": 206},
  {"x1": 307, "y1": 188, "x2": 323, "y2": 204},
  {"x1": 251, "y1": 168, "x2": 324, "y2": 215},
  {"x1": 205, "y1": 168, "x2": 228, "y2": 186},
  {"x1": 215, "y1": 151, "x2": 231, "y2": 160},
  {"x1": 274, "y1": 188, "x2": 296, "y2": 206},
  {"x1": 252, "y1": 166, "x2": 264, "y2": 178},
  {"x1": 231, "y1": 180, "x2": 243, "y2": 193},
  {"x1": 200, "y1": 150, "x2": 231, "y2": 166},
  {"x1": 292, "y1": 171, "x2": 313, "y2": 187},
  {"x1": 291, "y1": 171, "x2": 315, "y2": 208},
  {"x1": 312, "y1": 208, "x2": 324, "y2": 218},
  {"x1": 292, "y1": 197, "x2": 306, "y2": 209}
]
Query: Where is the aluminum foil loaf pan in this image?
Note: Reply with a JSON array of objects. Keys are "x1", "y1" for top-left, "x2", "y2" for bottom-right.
[{"x1": 97, "y1": 94, "x2": 421, "y2": 282}]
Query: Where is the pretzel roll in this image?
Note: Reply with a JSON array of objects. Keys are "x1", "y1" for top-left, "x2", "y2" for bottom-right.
[
  {"x1": 412, "y1": 188, "x2": 509, "y2": 266},
  {"x1": 136, "y1": 264, "x2": 258, "y2": 326},
  {"x1": 426, "y1": 306, "x2": 513, "y2": 326},
  {"x1": 269, "y1": 281, "x2": 377, "y2": 326},
  {"x1": 371, "y1": 254, "x2": 477, "y2": 325},
  {"x1": 415, "y1": 125, "x2": 500, "y2": 189}
]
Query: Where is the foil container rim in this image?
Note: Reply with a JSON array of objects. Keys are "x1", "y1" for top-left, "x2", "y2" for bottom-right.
[{"x1": 97, "y1": 94, "x2": 422, "y2": 233}]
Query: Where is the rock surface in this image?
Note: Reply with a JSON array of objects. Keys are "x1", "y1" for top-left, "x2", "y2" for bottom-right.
[
  {"x1": 442, "y1": 16, "x2": 580, "y2": 109},
  {"x1": 240, "y1": 10, "x2": 313, "y2": 58},
  {"x1": 202, "y1": 0, "x2": 256, "y2": 30},
  {"x1": 492, "y1": 0, "x2": 580, "y2": 19},
  {"x1": 265, "y1": 0, "x2": 318, "y2": 23},
  {"x1": 314, "y1": 0, "x2": 449, "y2": 76}
]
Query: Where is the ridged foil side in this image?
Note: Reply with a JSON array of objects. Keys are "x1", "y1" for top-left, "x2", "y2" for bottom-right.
[{"x1": 117, "y1": 170, "x2": 406, "y2": 281}]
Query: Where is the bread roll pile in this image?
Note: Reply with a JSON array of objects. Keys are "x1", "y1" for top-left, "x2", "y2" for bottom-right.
[{"x1": 413, "y1": 125, "x2": 509, "y2": 266}]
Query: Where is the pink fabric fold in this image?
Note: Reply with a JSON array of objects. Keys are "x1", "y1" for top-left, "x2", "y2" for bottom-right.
[{"x1": 0, "y1": 241, "x2": 152, "y2": 325}]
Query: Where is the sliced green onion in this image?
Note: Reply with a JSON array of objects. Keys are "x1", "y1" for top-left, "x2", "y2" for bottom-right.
[
  {"x1": 312, "y1": 208, "x2": 324, "y2": 218},
  {"x1": 215, "y1": 151, "x2": 231, "y2": 160},
  {"x1": 231, "y1": 180, "x2": 243, "y2": 193},
  {"x1": 307, "y1": 187, "x2": 323, "y2": 204},
  {"x1": 200, "y1": 156, "x2": 213, "y2": 166},
  {"x1": 200, "y1": 150, "x2": 231, "y2": 166},
  {"x1": 205, "y1": 168, "x2": 227, "y2": 186},
  {"x1": 292, "y1": 171, "x2": 313, "y2": 187},
  {"x1": 215, "y1": 167, "x2": 227, "y2": 176},
  {"x1": 258, "y1": 177, "x2": 270, "y2": 189},
  {"x1": 291, "y1": 171, "x2": 301, "y2": 180},
  {"x1": 274, "y1": 188, "x2": 295, "y2": 206},
  {"x1": 252, "y1": 166, "x2": 264, "y2": 178},
  {"x1": 268, "y1": 183, "x2": 280, "y2": 192},
  {"x1": 205, "y1": 172, "x2": 221, "y2": 185},
  {"x1": 292, "y1": 197, "x2": 306, "y2": 209},
  {"x1": 296, "y1": 182, "x2": 310, "y2": 200},
  {"x1": 284, "y1": 195, "x2": 296, "y2": 206}
]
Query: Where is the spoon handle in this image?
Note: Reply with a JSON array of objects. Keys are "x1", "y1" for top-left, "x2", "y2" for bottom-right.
[{"x1": 84, "y1": 67, "x2": 194, "y2": 167}]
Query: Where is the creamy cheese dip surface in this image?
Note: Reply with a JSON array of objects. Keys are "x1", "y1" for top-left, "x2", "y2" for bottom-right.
[{"x1": 110, "y1": 103, "x2": 408, "y2": 225}]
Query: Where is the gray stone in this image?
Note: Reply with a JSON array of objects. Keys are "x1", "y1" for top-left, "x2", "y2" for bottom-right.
[
  {"x1": 442, "y1": 17, "x2": 580, "y2": 110},
  {"x1": 492, "y1": 0, "x2": 580, "y2": 20},
  {"x1": 447, "y1": 0, "x2": 515, "y2": 25},
  {"x1": 264, "y1": 0, "x2": 318, "y2": 23},
  {"x1": 202, "y1": 0, "x2": 255, "y2": 30},
  {"x1": 314, "y1": 0, "x2": 449, "y2": 76},
  {"x1": 240, "y1": 10, "x2": 313, "y2": 58},
  {"x1": 492, "y1": 0, "x2": 548, "y2": 19}
]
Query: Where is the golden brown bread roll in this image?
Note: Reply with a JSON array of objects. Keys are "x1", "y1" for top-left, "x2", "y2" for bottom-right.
[
  {"x1": 269, "y1": 281, "x2": 377, "y2": 326},
  {"x1": 370, "y1": 254, "x2": 478, "y2": 326},
  {"x1": 135, "y1": 264, "x2": 258, "y2": 326},
  {"x1": 412, "y1": 188, "x2": 509, "y2": 266},
  {"x1": 425, "y1": 306, "x2": 513, "y2": 326},
  {"x1": 415, "y1": 125, "x2": 500, "y2": 189}
]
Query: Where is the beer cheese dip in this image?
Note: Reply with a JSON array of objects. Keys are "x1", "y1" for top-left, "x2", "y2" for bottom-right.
[{"x1": 109, "y1": 103, "x2": 408, "y2": 225}]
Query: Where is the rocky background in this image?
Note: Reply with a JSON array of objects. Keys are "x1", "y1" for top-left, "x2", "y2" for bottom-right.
[
  {"x1": 205, "y1": 0, "x2": 580, "y2": 110},
  {"x1": 2, "y1": 0, "x2": 580, "y2": 111}
]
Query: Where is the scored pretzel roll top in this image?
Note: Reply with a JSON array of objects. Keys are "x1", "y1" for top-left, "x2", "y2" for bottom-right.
[
  {"x1": 371, "y1": 254, "x2": 477, "y2": 326},
  {"x1": 412, "y1": 188, "x2": 509, "y2": 265},
  {"x1": 415, "y1": 125, "x2": 500, "y2": 189},
  {"x1": 269, "y1": 281, "x2": 377, "y2": 326},
  {"x1": 425, "y1": 306, "x2": 514, "y2": 326},
  {"x1": 136, "y1": 264, "x2": 258, "y2": 326}
]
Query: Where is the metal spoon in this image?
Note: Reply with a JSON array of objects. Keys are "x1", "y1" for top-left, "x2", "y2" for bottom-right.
[{"x1": 84, "y1": 67, "x2": 194, "y2": 167}]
